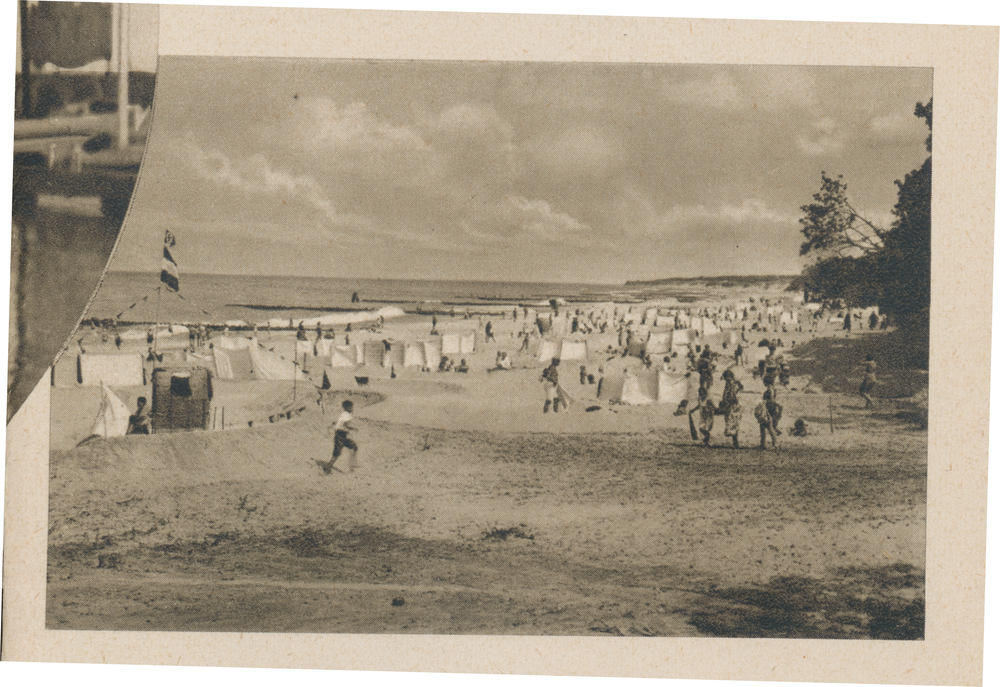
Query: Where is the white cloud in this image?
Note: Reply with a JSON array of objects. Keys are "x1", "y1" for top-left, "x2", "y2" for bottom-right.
[
  {"x1": 182, "y1": 137, "x2": 364, "y2": 229},
  {"x1": 797, "y1": 117, "x2": 845, "y2": 156},
  {"x1": 663, "y1": 200, "x2": 796, "y2": 229},
  {"x1": 865, "y1": 112, "x2": 925, "y2": 141},
  {"x1": 293, "y1": 98, "x2": 428, "y2": 153},
  {"x1": 612, "y1": 188, "x2": 797, "y2": 240},
  {"x1": 505, "y1": 196, "x2": 589, "y2": 241}
]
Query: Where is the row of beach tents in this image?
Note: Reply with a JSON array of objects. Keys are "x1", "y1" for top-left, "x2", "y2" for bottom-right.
[{"x1": 51, "y1": 339, "x2": 311, "y2": 388}]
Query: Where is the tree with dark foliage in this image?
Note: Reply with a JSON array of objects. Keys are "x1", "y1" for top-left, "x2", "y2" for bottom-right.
[
  {"x1": 879, "y1": 101, "x2": 931, "y2": 331},
  {"x1": 798, "y1": 100, "x2": 931, "y2": 357}
]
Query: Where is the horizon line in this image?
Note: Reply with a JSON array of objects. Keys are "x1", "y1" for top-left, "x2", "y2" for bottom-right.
[{"x1": 107, "y1": 269, "x2": 802, "y2": 285}]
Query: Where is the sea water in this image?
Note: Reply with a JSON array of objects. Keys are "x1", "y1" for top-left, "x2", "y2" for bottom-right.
[{"x1": 84, "y1": 271, "x2": 633, "y2": 325}]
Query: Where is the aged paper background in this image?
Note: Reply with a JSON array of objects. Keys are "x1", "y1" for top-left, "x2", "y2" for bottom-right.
[{"x1": 3, "y1": 4, "x2": 997, "y2": 686}]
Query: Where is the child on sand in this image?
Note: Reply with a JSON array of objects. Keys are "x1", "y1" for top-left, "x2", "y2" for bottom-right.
[
  {"x1": 321, "y1": 400, "x2": 358, "y2": 474},
  {"x1": 753, "y1": 389, "x2": 779, "y2": 450}
]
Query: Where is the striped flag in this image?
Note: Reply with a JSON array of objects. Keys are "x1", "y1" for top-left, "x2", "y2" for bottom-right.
[{"x1": 161, "y1": 231, "x2": 179, "y2": 291}]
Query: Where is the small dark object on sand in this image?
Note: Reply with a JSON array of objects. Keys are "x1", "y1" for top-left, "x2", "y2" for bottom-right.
[
  {"x1": 391, "y1": 597, "x2": 405, "y2": 607},
  {"x1": 586, "y1": 405, "x2": 601, "y2": 412},
  {"x1": 792, "y1": 418, "x2": 808, "y2": 437},
  {"x1": 355, "y1": 376, "x2": 369, "y2": 386}
]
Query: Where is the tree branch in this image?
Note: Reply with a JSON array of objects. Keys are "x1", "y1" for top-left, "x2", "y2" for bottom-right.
[{"x1": 843, "y1": 199, "x2": 887, "y2": 240}]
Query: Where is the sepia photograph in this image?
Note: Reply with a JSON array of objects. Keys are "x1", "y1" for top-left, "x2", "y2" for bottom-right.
[
  {"x1": 4, "y1": 4, "x2": 995, "y2": 685},
  {"x1": 45, "y1": 54, "x2": 933, "y2": 637}
]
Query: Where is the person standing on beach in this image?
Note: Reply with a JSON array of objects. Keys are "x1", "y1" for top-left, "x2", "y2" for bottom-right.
[
  {"x1": 718, "y1": 369, "x2": 744, "y2": 448},
  {"x1": 485, "y1": 321, "x2": 495, "y2": 342},
  {"x1": 697, "y1": 346, "x2": 716, "y2": 392},
  {"x1": 762, "y1": 344, "x2": 781, "y2": 387},
  {"x1": 753, "y1": 389, "x2": 778, "y2": 449},
  {"x1": 690, "y1": 387, "x2": 716, "y2": 446},
  {"x1": 541, "y1": 357, "x2": 562, "y2": 413},
  {"x1": 859, "y1": 353, "x2": 878, "y2": 409},
  {"x1": 321, "y1": 400, "x2": 359, "y2": 474}
]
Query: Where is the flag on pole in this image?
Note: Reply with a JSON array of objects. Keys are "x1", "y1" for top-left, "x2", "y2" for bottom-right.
[{"x1": 161, "y1": 231, "x2": 179, "y2": 291}]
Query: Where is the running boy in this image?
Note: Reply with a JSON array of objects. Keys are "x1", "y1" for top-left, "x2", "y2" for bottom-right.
[{"x1": 321, "y1": 400, "x2": 359, "y2": 474}]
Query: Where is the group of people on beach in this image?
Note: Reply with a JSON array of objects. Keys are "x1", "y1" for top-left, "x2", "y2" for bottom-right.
[
  {"x1": 312, "y1": 300, "x2": 882, "y2": 476},
  {"x1": 685, "y1": 342, "x2": 787, "y2": 450}
]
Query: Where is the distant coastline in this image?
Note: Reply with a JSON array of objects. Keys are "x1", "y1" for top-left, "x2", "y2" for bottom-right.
[{"x1": 624, "y1": 274, "x2": 800, "y2": 288}]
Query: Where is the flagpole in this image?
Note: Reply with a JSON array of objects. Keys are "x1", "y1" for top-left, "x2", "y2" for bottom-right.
[{"x1": 154, "y1": 285, "x2": 161, "y2": 355}]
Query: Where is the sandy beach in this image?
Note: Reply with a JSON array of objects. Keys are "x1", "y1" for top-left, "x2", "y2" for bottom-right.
[{"x1": 47, "y1": 304, "x2": 927, "y2": 638}]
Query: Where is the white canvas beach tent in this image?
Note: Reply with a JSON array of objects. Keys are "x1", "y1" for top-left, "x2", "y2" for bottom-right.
[
  {"x1": 646, "y1": 330, "x2": 673, "y2": 355},
  {"x1": 534, "y1": 338, "x2": 587, "y2": 362},
  {"x1": 702, "y1": 318, "x2": 720, "y2": 336},
  {"x1": 315, "y1": 338, "x2": 334, "y2": 358},
  {"x1": 423, "y1": 339, "x2": 442, "y2": 369},
  {"x1": 218, "y1": 336, "x2": 252, "y2": 350},
  {"x1": 79, "y1": 353, "x2": 145, "y2": 387},
  {"x1": 382, "y1": 341, "x2": 406, "y2": 368},
  {"x1": 213, "y1": 347, "x2": 253, "y2": 380},
  {"x1": 441, "y1": 333, "x2": 462, "y2": 355},
  {"x1": 535, "y1": 339, "x2": 560, "y2": 362},
  {"x1": 672, "y1": 328, "x2": 691, "y2": 346},
  {"x1": 598, "y1": 369, "x2": 690, "y2": 405},
  {"x1": 404, "y1": 342, "x2": 426, "y2": 367},
  {"x1": 248, "y1": 342, "x2": 308, "y2": 380},
  {"x1": 558, "y1": 339, "x2": 588, "y2": 361},
  {"x1": 86, "y1": 383, "x2": 132, "y2": 440},
  {"x1": 329, "y1": 345, "x2": 357, "y2": 368}
]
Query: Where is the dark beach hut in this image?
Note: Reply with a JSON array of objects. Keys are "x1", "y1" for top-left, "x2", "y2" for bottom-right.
[{"x1": 151, "y1": 367, "x2": 213, "y2": 432}]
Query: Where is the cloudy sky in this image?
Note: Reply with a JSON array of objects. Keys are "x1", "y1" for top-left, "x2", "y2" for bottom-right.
[{"x1": 112, "y1": 58, "x2": 931, "y2": 283}]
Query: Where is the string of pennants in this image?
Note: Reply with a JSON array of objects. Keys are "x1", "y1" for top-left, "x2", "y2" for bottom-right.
[
  {"x1": 114, "y1": 286, "x2": 156, "y2": 320},
  {"x1": 113, "y1": 284, "x2": 216, "y2": 322}
]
